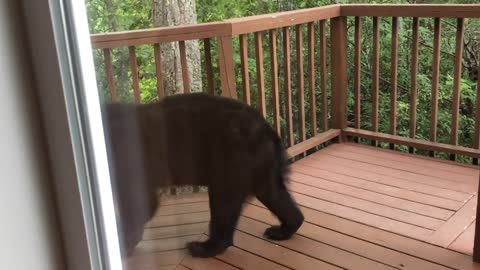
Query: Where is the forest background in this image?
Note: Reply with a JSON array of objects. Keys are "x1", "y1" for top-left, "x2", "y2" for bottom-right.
[{"x1": 86, "y1": 0, "x2": 480, "y2": 164}]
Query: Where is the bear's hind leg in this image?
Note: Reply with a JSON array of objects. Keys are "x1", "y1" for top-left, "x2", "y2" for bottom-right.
[{"x1": 256, "y1": 181, "x2": 304, "y2": 240}]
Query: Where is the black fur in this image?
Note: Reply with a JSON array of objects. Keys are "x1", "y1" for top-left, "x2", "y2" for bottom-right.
[{"x1": 102, "y1": 93, "x2": 304, "y2": 257}]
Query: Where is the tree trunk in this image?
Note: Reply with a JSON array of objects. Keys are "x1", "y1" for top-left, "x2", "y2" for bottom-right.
[
  {"x1": 152, "y1": 0, "x2": 202, "y2": 95},
  {"x1": 152, "y1": 0, "x2": 204, "y2": 195}
]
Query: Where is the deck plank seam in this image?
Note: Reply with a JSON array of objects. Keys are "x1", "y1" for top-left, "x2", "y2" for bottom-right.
[
  {"x1": 290, "y1": 169, "x2": 462, "y2": 211},
  {"x1": 317, "y1": 150, "x2": 478, "y2": 185},
  {"x1": 203, "y1": 232, "x2": 297, "y2": 270},
  {"x1": 159, "y1": 196, "x2": 209, "y2": 206},
  {"x1": 288, "y1": 189, "x2": 440, "y2": 231},
  {"x1": 427, "y1": 195, "x2": 478, "y2": 248},
  {"x1": 176, "y1": 264, "x2": 193, "y2": 270},
  {"x1": 305, "y1": 155, "x2": 475, "y2": 195},
  {"x1": 447, "y1": 219, "x2": 476, "y2": 253},
  {"x1": 142, "y1": 233, "x2": 206, "y2": 242},
  {"x1": 331, "y1": 146, "x2": 479, "y2": 177},
  {"x1": 229, "y1": 228, "x2": 349, "y2": 269},
  {"x1": 294, "y1": 162, "x2": 471, "y2": 202},
  {"x1": 151, "y1": 210, "x2": 210, "y2": 219},
  {"x1": 146, "y1": 220, "x2": 210, "y2": 229},
  {"x1": 155, "y1": 210, "x2": 210, "y2": 217},
  {"x1": 247, "y1": 201, "x2": 434, "y2": 248},
  {"x1": 134, "y1": 246, "x2": 192, "y2": 256},
  {"x1": 210, "y1": 253, "x2": 250, "y2": 270},
  {"x1": 290, "y1": 170, "x2": 459, "y2": 215},
  {"x1": 291, "y1": 163, "x2": 466, "y2": 206},
  {"x1": 179, "y1": 252, "x2": 242, "y2": 270},
  {"x1": 289, "y1": 178, "x2": 454, "y2": 221},
  {"x1": 237, "y1": 215, "x2": 407, "y2": 270},
  {"x1": 332, "y1": 143, "x2": 479, "y2": 170},
  {"x1": 243, "y1": 203, "x2": 464, "y2": 270},
  {"x1": 341, "y1": 143, "x2": 480, "y2": 172}
]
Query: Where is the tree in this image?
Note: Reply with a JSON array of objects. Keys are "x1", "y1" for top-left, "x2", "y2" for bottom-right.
[
  {"x1": 152, "y1": 0, "x2": 202, "y2": 95},
  {"x1": 152, "y1": 0, "x2": 204, "y2": 194}
]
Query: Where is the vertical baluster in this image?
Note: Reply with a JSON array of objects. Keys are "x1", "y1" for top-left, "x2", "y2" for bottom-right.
[
  {"x1": 103, "y1": 48, "x2": 117, "y2": 102},
  {"x1": 203, "y1": 38, "x2": 215, "y2": 95},
  {"x1": 354, "y1": 17, "x2": 362, "y2": 131},
  {"x1": 270, "y1": 30, "x2": 281, "y2": 136},
  {"x1": 255, "y1": 32, "x2": 266, "y2": 117},
  {"x1": 284, "y1": 27, "x2": 294, "y2": 147},
  {"x1": 450, "y1": 18, "x2": 465, "y2": 161},
  {"x1": 153, "y1": 44, "x2": 165, "y2": 98},
  {"x1": 179, "y1": 41, "x2": 190, "y2": 93},
  {"x1": 430, "y1": 18, "x2": 442, "y2": 157},
  {"x1": 128, "y1": 46, "x2": 141, "y2": 103},
  {"x1": 308, "y1": 22, "x2": 317, "y2": 137},
  {"x1": 390, "y1": 17, "x2": 399, "y2": 150},
  {"x1": 239, "y1": 35, "x2": 251, "y2": 104},
  {"x1": 296, "y1": 24, "x2": 306, "y2": 142},
  {"x1": 409, "y1": 17, "x2": 420, "y2": 153},
  {"x1": 372, "y1": 17, "x2": 380, "y2": 146},
  {"x1": 320, "y1": 20, "x2": 328, "y2": 132}
]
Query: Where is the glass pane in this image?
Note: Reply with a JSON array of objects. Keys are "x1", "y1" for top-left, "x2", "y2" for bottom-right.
[
  {"x1": 82, "y1": 1, "x2": 306, "y2": 269},
  {"x1": 72, "y1": 0, "x2": 480, "y2": 269}
]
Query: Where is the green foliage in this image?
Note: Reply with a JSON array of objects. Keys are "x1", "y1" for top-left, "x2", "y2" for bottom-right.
[
  {"x1": 86, "y1": 0, "x2": 152, "y2": 33},
  {"x1": 86, "y1": 0, "x2": 480, "y2": 163}
]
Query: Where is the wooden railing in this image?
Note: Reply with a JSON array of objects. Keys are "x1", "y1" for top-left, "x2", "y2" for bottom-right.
[
  {"x1": 90, "y1": 4, "x2": 480, "y2": 161},
  {"x1": 91, "y1": 4, "x2": 343, "y2": 158},
  {"x1": 340, "y1": 4, "x2": 480, "y2": 162},
  {"x1": 91, "y1": 21, "x2": 237, "y2": 100}
]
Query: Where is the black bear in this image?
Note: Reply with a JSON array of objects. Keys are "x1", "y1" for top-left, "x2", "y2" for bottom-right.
[{"x1": 102, "y1": 93, "x2": 304, "y2": 258}]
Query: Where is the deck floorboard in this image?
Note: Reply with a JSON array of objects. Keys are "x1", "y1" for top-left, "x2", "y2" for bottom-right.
[{"x1": 124, "y1": 143, "x2": 480, "y2": 270}]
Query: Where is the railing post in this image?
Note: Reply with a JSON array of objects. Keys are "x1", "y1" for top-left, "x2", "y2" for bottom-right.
[
  {"x1": 330, "y1": 16, "x2": 348, "y2": 141},
  {"x1": 474, "y1": 175, "x2": 480, "y2": 262},
  {"x1": 218, "y1": 35, "x2": 238, "y2": 99}
]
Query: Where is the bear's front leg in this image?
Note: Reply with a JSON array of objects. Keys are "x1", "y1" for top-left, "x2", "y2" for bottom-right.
[{"x1": 187, "y1": 189, "x2": 246, "y2": 257}]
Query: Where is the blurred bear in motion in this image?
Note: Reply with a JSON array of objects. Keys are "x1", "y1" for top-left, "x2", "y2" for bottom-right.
[{"x1": 102, "y1": 93, "x2": 304, "y2": 258}]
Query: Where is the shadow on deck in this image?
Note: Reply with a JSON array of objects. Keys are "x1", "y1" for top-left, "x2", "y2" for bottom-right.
[{"x1": 123, "y1": 143, "x2": 480, "y2": 270}]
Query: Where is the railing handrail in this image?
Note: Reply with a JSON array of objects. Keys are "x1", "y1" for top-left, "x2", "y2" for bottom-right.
[
  {"x1": 90, "y1": 21, "x2": 232, "y2": 49},
  {"x1": 340, "y1": 4, "x2": 480, "y2": 18},
  {"x1": 225, "y1": 4, "x2": 341, "y2": 35},
  {"x1": 90, "y1": 3, "x2": 480, "y2": 49},
  {"x1": 90, "y1": 5, "x2": 341, "y2": 49}
]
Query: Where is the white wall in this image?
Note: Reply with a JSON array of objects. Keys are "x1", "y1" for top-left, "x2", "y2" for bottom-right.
[{"x1": 0, "y1": 2, "x2": 65, "y2": 269}]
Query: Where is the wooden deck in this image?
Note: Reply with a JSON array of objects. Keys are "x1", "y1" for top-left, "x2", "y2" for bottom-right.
[{"x1": 125, "y1": 143, "x2": 480, "y2": 270}]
